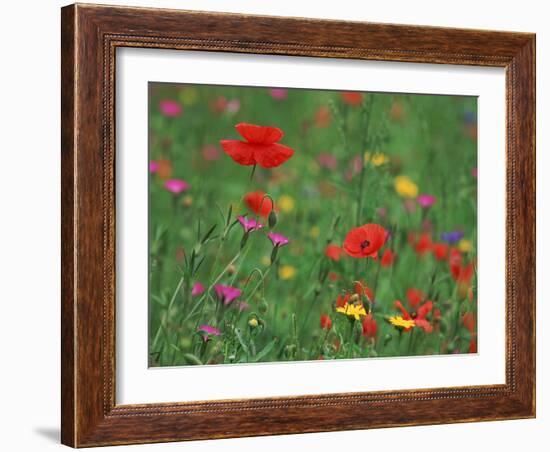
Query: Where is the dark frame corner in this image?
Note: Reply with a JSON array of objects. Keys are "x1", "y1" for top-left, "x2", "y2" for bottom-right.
[{"x1": 61, "y1": 3, "x2": 535, "y2": 447}]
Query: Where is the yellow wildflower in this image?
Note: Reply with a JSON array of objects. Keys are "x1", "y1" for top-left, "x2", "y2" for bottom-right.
[
  {"x1": 458, "y1": 239, "x2": 473, "y2": 253},
  {"x1": 364, "y1": 151, "x2": 390, "y2": 166},
  {"x1": 310, "y1": 226, "x2": 320, "y2": 238},
  {"x1": 181, "y1": 195, "x2": 193, "y2": 207},
  {"x1": 394, "y1": 175, "x2": 418, "y2": 198},
  {"x1": 278, "y1": 195, "x2": 295, "y2": 213},
  {"x1": 388, "y1": 316, "x2": 416, "y2": 329},
  {"x1": 279, "y1": 265, "x2": 296, "y2": 280},
  {"x1": 336, "y1": 302, "x2": 367, "y2": 321},
  {"x1": 248, "y1": 317, "x2": 259, "y2": 328},
  {"x1": 178, "y1": 87, "x2": 199, "y2": 106}
]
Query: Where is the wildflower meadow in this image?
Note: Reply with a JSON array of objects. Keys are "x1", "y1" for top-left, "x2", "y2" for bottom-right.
[{"x1": 148, "y1": 83, "x2": 478, "y2": 367}]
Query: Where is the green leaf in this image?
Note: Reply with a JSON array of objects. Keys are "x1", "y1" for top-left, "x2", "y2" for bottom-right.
[
  {"x1": 183, "y1": 353, "x2": 203, "y2": 366},
  {"x1": 234, "y1": 328, "x2": 249, "y2": 354},
  {"x1": 251, "y1": 339, "x2": 277, "y2": 362}
]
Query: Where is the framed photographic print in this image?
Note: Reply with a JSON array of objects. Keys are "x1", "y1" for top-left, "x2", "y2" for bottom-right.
[{"x1": 61, "y1": 3, "x2": 536, "y2": 447}]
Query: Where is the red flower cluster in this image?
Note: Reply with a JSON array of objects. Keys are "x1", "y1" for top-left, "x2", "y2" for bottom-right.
[
  {"x1": 449, "y1": 248, "x2": 476, "y2": 298},
  {"x1": 220, "y1": 123, "x2": 295, "y2": 168},
  {"x1": 449, "y1": 248, "x2": 475, "y2": 285},
  {"x1": 409, "y1": 232, "x2": 451, "y2": 261}
]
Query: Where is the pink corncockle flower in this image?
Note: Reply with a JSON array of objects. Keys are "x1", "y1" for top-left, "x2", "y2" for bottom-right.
[
  {"x1": 345, "y1": 155, "x2": 362, "y2": 180},
  {"x1": 159, "y1": 99, "x2": 182, "y2": 117},
  {"x1": 417, "y1": 194, "x2": 436, "y2": 208},
  {"x1": 197, "y1": 324, "x2": 221, "y2": 342},
  {"x1": 268, "y1": 88, "x2": 288, "y2": 100},
  {"x1": 191, "y1": 282, "x2": 205, "y2": 297},
  {"x1": 471, "y1": 167, "x2": 478, "y2": 178},
  {"x1": 149, "y1": 160, "x2": 159, "y2": 173},
  {"x1": 267, "y1": 232, "x2": 290, "y2": 248},
  {"x1": 237, "y1": 215, "x2": 264, "y2": 233},
  {"x1": 164, "y1": 179, "x2": 189, "y2": 194},
  {"x1": 316, "y1": 153, "x2": 338, "y2": 170},
  {"x1": 202, "y1": 144, "x2": 220, "y2": 161},
  {"x1": 214, "y1": 284, "x2": 241, "y2": 305},
  {"x1": 226, "y1": 99, "x2": 241, "y2": 113}
]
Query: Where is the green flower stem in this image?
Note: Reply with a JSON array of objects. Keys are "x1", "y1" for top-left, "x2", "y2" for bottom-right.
[
  {"x1": 189, "y1": 250, "x2": 243, "y2": 327},
  {"x1": 298, "y1": 288, "x2": 321, "y2": 343},
  {"x1": 151, "y1": 276, "x2": 184, "y2": 352},
  {"x1": 347, "y1": 320, "x2": 356, "y2": 358}
]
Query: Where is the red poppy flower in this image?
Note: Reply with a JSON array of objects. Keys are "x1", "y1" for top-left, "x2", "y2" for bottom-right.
[
  {"x1": 406, "y1": 288, "x2": 425, "y2": 309},
  {"x1": 449, "y1": 248, "x2": 475, "y2": 285},
  {"x1": 320, "y1": 314, "x2": 332, "y2": 330},
  {"x1": 462, "y1": 312, "x2": 477, "y2": 353},
  {"x1": 325, "y1": 244, "x2": 343, "y2": 261},
  {"x1": 244, "y1": 191, "x2": 274, "y2": 218},
  {"x1": 432, "y1": 242, "x2": 449, "y2": 261},
  {"x1": 343, "y1": 224, "x2": 386, "y2": 259},
  {"x1": 328, "y1": 271, "x2": 340, "y2": 282},
  {"x1": 336, "y1": 293, "x2": 351, "y2": 308},
  {"x1": 354, "y1": 281, "x2": 374, "y2": 302},
  {"x1": 341, "y1": 91, "x2": 363, "y2": 106},
  {"x1": 394, "y1": 299, "x2": 434, "y2": 333},
  {"x1": 362, "y1": 314, "x2": 378, "y2": 339},
  {"x1": 220, "y1": 123, "x2": 295, "y2": 168},
  {"x1": 414, "y1": 233, "x2": 432, "y2": 256},
  {"x1": 380, "y1": 248, "x2": 395, "y2": 267}
]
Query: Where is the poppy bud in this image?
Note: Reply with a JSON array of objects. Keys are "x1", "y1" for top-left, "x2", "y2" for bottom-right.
[
  {"x1": 259, "y1": 298, "x2": 269, "y2": 315},
  {"x1": 268, "y1": 209, "x2": 277, "y2": 228}
]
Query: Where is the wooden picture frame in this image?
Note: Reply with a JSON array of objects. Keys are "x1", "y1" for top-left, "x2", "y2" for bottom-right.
[{"x1": 61, "y1": 3, "x2": 535, "y2": 447}]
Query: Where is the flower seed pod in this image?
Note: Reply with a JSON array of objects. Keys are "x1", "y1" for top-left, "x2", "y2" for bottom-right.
[
  {"x1": 268, "y1": 209, "x2": 277, "y2": 228},
  {"x1": 259, "y1": 298, "x2": 269, "y2": 315}
]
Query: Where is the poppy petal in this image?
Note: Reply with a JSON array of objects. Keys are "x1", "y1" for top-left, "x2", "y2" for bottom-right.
[
  {"x1": 415, "y1": 318, "x2": 433, "y2": 333},
  {"x1": 417, "y1": 300, "x2": 433, "y2": 319},
  {"x1": 394, "y1": 300, "x2": 411, "y2": 320},
  {"x1": 343, "y1": 228, "x2": 367, "y2": 257},
  {"x1": 220, "y1": 140, "x2": 256, "y2": 165},
  {"x1": 254, "y1": 143, "x2": 294, "y2": 168},
  {"x1": 235, "y1": 123, "x2": 284, "y2": 144}
]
